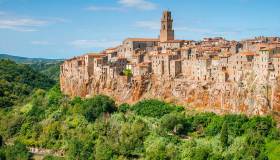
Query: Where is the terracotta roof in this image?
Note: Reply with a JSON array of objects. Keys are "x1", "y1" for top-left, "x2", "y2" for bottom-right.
[
  {"x1": 160, "y1": 40, "x2": 184, "y2": 43},
  {"x1": 240, "y1": 51, "x2": 256, "y2": 56},
  {"x1": 124, "y1": 38, "x2": 159, "y2": 42},
  {"x1": 272, "y1": 54, "x2": 280, "y2": 58},
  {"x1": 86, "y1": 53, "x2": 106, "y2": 57},
  {"x1": 106, "y1": 46, "x2": 120, "y2": 50},
  {"x1": 259, "y1": 47, "x2": 270, "y2": 51}
]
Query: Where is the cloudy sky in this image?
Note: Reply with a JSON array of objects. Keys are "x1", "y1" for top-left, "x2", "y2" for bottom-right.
[{"x1": 0, "y1": 0, "x2": 279, "y2": 58}]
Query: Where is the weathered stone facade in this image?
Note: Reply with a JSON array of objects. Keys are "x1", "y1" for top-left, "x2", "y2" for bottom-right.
[{"x1": 60, "y1": 11, "x2": 280, "y2": 118}]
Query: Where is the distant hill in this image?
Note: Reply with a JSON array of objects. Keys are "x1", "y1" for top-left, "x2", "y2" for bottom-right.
[
  {"x1": 0, "y1": 54, "x2": 63, "y2": 64},
  {"x1": 0, "y1": 54, "x2": 64, "y2": 81}
]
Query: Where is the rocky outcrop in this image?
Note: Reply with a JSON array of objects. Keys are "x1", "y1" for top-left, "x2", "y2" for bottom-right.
[{"x1": 61, "y1": 71, "x2": 280, "y2": 119}]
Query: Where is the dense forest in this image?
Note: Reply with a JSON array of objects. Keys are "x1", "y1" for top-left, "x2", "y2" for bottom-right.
[{"x1": 0, "y1": 58, "x2": 279, "y2": 160}]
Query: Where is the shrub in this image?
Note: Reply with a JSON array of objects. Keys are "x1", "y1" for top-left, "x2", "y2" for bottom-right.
[
  {"x1": 123, "y1": 69, "x2": 133, "y2": 77},
  {"x1": 160, "y1": 112, "x2": 190, "y2": 135},
  {"x1": 205, "y1": 115, "x2": 223, "y2": 136},
  {"x1": 82, "y1": 95, "x2": 117, "y2": 122},
  {"x1": 132, "y1": 99, "x2": 181, "y2": 118},
  {"x1": 244, "y1": 116, "x2": 275, "y2": 136},
  {"x1": 118, "y1": 103, "x2": 130, "y2": 113},
  {"x1": 223, "y1": 114, "x2": 248, "y2": 137},
  {"x1": 4, "y1": 141, "x2": 31, "y2": 160}
]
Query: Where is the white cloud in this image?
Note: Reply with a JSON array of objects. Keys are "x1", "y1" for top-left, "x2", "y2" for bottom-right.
[
  {"x1": 0, "y1": 11, "x2": 67, "y2": 32},
  {"x1": 0, "y1": 17, "x2": 47, "y2": 32},
  {"x1": 70, "y1": 39, "x2": 121, "y2": 49},
  {"x1": 31, "y1": 40, "x2": 51, "y2": 45},
  {"x1": 118, "y1": 0, "x2": 157, "y2": 10}
]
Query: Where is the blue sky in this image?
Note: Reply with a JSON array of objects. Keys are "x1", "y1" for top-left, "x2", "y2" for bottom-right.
[{"x1": 0, "y1": 0, "x2": 279, "y2": 58}]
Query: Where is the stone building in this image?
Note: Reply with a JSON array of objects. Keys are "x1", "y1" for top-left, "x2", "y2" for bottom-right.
[{"x1": 60, "y1": 10, "x2": 280, "y2": 117}]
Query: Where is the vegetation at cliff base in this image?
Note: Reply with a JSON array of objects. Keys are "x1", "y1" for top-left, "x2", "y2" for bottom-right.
[
  {"x1": 0, "y1": 60, "x2": 279, "y2": 159},
  {"x1": 0, "y1": 59, "x2": 55, "y2": 107}
]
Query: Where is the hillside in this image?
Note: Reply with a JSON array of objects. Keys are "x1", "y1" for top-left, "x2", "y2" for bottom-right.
[
  {"x1": 0, "y1": 59, "x2": 55, "y2": 107},
  {"x1": 0, "y1": 54, "x2": 62, "y2": 64},
  {"x1": 0, "y1": 54, "x2": 63, "y2": 81}
]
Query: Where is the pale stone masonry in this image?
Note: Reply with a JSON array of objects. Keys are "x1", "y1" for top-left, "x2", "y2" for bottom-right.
[{"x1": 60, "y1": 11, "x2": 280, "y2": 117}]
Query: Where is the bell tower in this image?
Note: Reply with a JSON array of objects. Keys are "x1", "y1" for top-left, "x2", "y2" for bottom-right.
[{"x1": 160, "y1": 10, "x2": 174, "y2": 42}]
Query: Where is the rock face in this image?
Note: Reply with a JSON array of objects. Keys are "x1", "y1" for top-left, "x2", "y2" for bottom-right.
[{"x1": 60, "y1": 65, "x2": 279, "y2": 119}]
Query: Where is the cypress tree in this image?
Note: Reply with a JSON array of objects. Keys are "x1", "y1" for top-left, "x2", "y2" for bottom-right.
[
  {"x1": 0, "y1": 135, "x2": 3, "y2": 147},
  {"x1": 220, "y1": 121, "x2": 229, "y2": 148}
]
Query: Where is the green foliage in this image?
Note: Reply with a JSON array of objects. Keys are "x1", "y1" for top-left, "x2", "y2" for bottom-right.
[
  {"x1": 82, "y1": 95, "x2": 117, "y2": 122},
  {"x1": 0, "y1": 135, "x2": 3, "y2": 147},
  {"x1": 29, "y1": 61, "x2": 62, "y2": 82},
  {"x1": 47, "y1": 84, "x2": 63, "y2": 106},
  {"x1": 3, "y1": 141, "x2": 31, "y2": 160},
  {"x1": 0, "y1": 59, "x2": 55, "y2": 107},
  {"x1": 244, "y1": 116, "x2": 275, "y2": 136},
  {"x1": 160, "y1": 112, "x2": 190, "y2": 135},
  {"x1": 118, "y1": 103, "x2": 130, "y2": 113},
  {"x1": 123, "y1": 68, "x2": 133, "y2": 77},
  {"x1": 144, "y1": 134, "x2": 180, "y2": 160},
  {"x1": 244, "y1": 132, "x2": 268, "y2": 159},
  {"x1": 223, "y1": 114, "x2": 248, "y2": 137},
  {"x1": 132, "y1": 99, "x2": 183, "y2": 118},
  {"x1": 43, "y1": 155, "x2": 65, "y2": 160},
  {"x1": 180, "y1": 140, "x2": 214, "y2": 160},
  {"x1": 95, "y1": 114, "x2": 148, "y2": 159},
  {"x1": 94, "y1": 113, "x2": 149, "y2": 159},
  {"x1": 266, "y1": 140, "x2": 280, "y2": 160},
  {"x1": 67, "y1": 138, "x2": 94, "y2": 160},
  {"x1": 220, "y1": 121, "x2": 229, "y2": 148},
  {"x1": 204, "y1": 115, "x2": 223, "y2": 136},
  {"x1": 187, "y1": 112, "x2": 217, "y2": 136}
]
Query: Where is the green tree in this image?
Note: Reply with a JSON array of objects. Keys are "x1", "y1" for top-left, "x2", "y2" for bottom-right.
[
  {"x1": 244, "y1": 116, "x2": 275, "y2": 136},
  {"x1": 82, "y1": 95, "x2": 117, "y2": 122},
  {"x1": 220, "y1": 122, "x2": 229, "y2": 148},
  {"x1": 144, "y1": 134, "x2": 179, "y2": 160},
  {"x1": 0, "y1": 135, "x2": 3, "y2": 147},
  {"x1": 118, "y1": 103, "x2": 130, "y2": 113},
  {"x1": 4, "y1": 141, "x2": 31, "y2": 160},
  {"x1": 0, "y1": 59, "x2": 55, "y2": 107},
  {"x1": 160, "y1": 112, "x2": 190, "y2": 135},
  {"x1": 132, "y1": 99, "x2": 183, "y2": 118}
]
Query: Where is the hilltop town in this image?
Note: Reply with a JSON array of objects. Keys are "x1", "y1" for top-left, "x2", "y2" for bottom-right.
[{"x1": 60, "y1": 11, "x2": 280, "y2": 116}]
